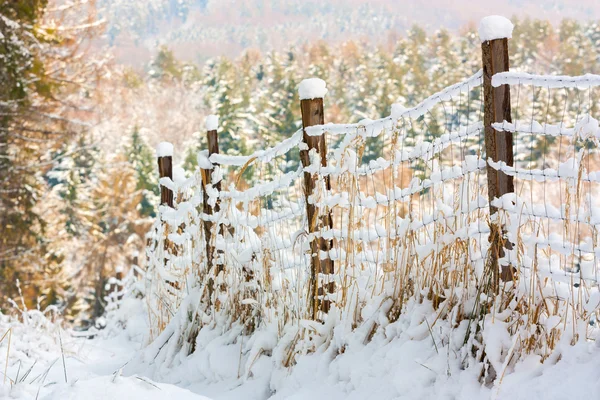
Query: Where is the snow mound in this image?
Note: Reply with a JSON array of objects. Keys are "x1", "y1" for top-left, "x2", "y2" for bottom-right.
[
  {"x1": 479, "y1": 15, "x2": 514, "y2": 42},
  {"x1": 156, "y1": 142, "x2": 173, "y2": 157},
  {"x1": 205, "y1": 114, "x2": 219, "y2": 131},
  {"x1": 41, "y1": 375, "x2": 211, "y2": 400},
  {"x1": 299, "y1": 78, "x2": 327, "y2": 100}
]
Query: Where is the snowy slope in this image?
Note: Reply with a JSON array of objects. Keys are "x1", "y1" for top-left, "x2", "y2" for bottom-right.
[
  {"x1": 42, "y1": 376, "x2": 211, "y2": 400},
  {"x1": 1, "y1": 300, "x2": 599, "y2": 400},
  {"x1": 0, "y1": 304, "x2": 208, "y2": 400}
]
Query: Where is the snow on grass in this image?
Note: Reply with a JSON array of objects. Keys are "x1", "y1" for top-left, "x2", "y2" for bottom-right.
[
  {"x1": 118, "y1": 296, "x2": 600, "y2": 400},
  {"x1": 1, "y1": 291, "x2": 599, "y2": 400},
  {"x1": 41, "y1": 375, "x2": 210, "y2": 400},
  {"x1": 0, "y1": 300, "x2": 158, "y2": 400}
]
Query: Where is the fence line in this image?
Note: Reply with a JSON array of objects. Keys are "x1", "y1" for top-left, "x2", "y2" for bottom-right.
[{"x1": 143, "y1": 19, "x2": 600, "y2": 360}]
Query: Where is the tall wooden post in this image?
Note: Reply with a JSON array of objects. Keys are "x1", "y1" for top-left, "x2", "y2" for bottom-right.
[
  {"x1": 115, "y1": 266, "x2": 124, "y2": 301},
  {"x1": 201, "y1": 116, "x2": 222, "y2": 275},
  {"x1": 157, "y1": 142, "x2": 176, "y2": 297},
  {"x1": 157, "y1": 142, "x2": 174, "y2": 208},
  {"x1": 299, "y1": 79, "x2": 334, "y2": 318},
  {"x1": 481, "y1": 19, "x2": 515, "y2": 285}
]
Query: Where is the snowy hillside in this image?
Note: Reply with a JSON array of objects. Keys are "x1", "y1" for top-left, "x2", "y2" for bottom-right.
[
  {"x1": 99, "y1": 0, "x2": 600, "y2": 63},
  {"x1": 1, "y1": 297, "x2": 599, "y2": 399}
]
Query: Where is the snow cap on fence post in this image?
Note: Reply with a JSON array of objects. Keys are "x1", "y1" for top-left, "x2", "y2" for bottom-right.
[
  {"x1": 298, "y1": 78, "x2": 328, "y2": 100},
  {"x1": 156, "y1": 141, "x2": 174, "y2": 158},
  {"x1": 205, "y1": 114, "x2": 219, "y2": 131},
  {"x1": 478, "y1": 15, "x2": 514, "y2": 42}
]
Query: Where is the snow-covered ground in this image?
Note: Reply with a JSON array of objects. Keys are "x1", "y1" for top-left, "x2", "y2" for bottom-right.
[
  {"x1": 2, "y1": 298, "x2": 599, "y2": 400},
  {"x1": 0, "y1": 301, "x2": 208, "y2": 400}
]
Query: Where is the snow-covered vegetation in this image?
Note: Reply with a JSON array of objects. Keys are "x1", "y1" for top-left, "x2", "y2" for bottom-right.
[{"x1": 3, "y1": 1, "x2": 600, "y2": 399}]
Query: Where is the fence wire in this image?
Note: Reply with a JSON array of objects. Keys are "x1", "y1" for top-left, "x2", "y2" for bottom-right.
[
  {"x1": 490, "y1": 72, "x2": 600, "y2": 291},
  {"x1": 145, "y1": 69, "x2": 600, "y2": 335}
]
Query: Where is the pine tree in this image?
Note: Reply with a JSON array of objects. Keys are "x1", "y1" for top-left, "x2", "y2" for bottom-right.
[
  {"x1": 126, "y1": 127, "x2": 159, "y2": 218},
  {"x1": 203, "y1": 58, "x2": 250, "y2": 156},
  {"x1": 0, "y1": 0, "x2": 56, "y2": 307},
  {"x1": 0, "y1": 0, "x2": 104, "y2": 309}
]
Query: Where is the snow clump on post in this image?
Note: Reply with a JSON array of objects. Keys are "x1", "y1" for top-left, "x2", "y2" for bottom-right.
[
  {"x1": 205, "y1": 114, "x2": 219, "y2": 131},
  {"x1": 478, "y1": 15, "x2": 514, "y2": 42},
  {"x1": 298, "y1": 78, "x2": 328, "y2": 100},
  {"x1": 156, "y1": 142, "x2": 173, "y2": 157}
]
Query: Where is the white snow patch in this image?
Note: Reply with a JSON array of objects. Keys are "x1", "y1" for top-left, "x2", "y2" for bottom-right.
[
  {"x1": 42, "y1": 375, "x2": 211, "y2": 400},
  {"x1": 479, "y1": 15, "x2": 514, "y2": 42},
  {"x1": 156, "y1": 142, "x2": 173, "y2": 157},
  {"x1": 173, "y1": 167, "x2": 187, "y2": 184},
  {"x1": 298, "y1": 78, "x2": 327, "y2": 100},
  {"x1": 391, "y1": 103, "x2": 407, "y2": 120},
  {"x1": 205, "y1": 115, "x2": 219, "y2": 131},
  {"x1": 197, "y1": 150, "x2": 213, "y2": 169}
]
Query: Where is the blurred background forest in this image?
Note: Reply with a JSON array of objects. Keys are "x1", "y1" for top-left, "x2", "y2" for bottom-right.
[{"x1": 1, "y1": 0, "x2": 600, "y2": 328}]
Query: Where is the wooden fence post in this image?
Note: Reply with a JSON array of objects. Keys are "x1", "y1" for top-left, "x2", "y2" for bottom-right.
[
  {"x1": 480, "y1": 16, "x2": 515, "y2": 286},
  {"x1": 156, "y1": 141, "x2": 178, "y2": 303},
  {"x1": 115, "y1": 266, "x2": 124, "y2": 301},
  {"x1": 157, "y1": 142, "x2": 174, "y2": 208},
  {"x1": 298, "y1": 78, "x2": 334, "y2": 318},
  {"x1": 201, "y1": 115, "x2": 222, "y2": 275}
]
